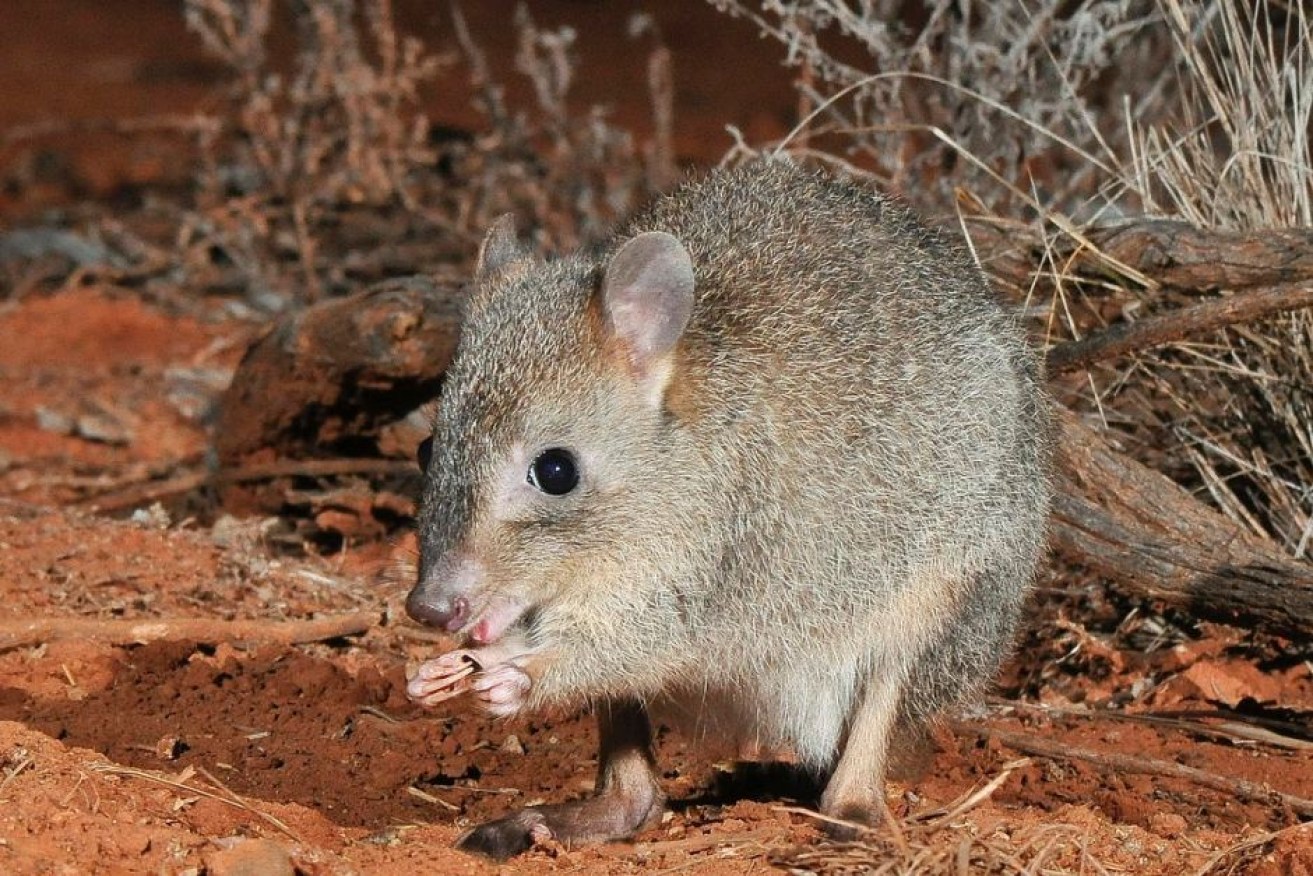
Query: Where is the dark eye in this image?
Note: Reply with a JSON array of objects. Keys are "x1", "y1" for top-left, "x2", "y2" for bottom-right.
[
  {"x1": 416, "y1": 436, "x2": 434, "y2": 471},
  {"x1": 528, "y1": 448, "x2": 579, "y2": 495}
]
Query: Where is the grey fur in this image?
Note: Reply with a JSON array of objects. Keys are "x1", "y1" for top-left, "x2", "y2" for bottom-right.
[{"x1": 416, "y1": 159, "x2": 1053, "y2": 771}]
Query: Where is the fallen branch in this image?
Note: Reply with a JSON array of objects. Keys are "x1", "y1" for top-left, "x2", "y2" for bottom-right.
[
  {"x1": 214, "y1": 275, "x2": 460, "y2": 515},
  {"x1": 0, "y1": 612, "x2": 379, "y2": 652},
  {"x1": 952, "y1": 720, "x2": 1313, "y2": 818},
  {"x1": 971, "y1": 218, "x2": 1313, "y2": 293},
  {"x1": 216, "y1": 276, "x2": 461, "y2": 469},
  {"x1": 79, "y1": 458, "x2": 415, "y2": 514},
  {"x1": 1047, "y1": 280, "x2": 1313, "y2": 373},
  {"x1": 1052, "y1": 408, "x2": 1313, "y2": 638},
  {"x1": 1084, "y1": 220, "x2": 1313, "y2": 291}
]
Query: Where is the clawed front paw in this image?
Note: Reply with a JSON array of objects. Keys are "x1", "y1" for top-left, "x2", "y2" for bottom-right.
[
  {"x1": 406, "y1": 649, "x2": 481, "y2": 707},
  {"x1": 471, "y1": 662, "x2": 532, "y2": 717},
  {"x1": 406, "y1": 644, "x2": 534, "y2": 715}
]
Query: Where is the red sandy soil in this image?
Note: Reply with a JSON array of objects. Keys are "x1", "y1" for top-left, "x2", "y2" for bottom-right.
[{"x1": 1, "y1": 3, "x2": 1311, "y2": 874}]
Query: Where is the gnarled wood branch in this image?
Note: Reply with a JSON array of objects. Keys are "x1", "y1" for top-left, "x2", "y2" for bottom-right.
[
  {"x1": 1084, "y1": 220, "x2": 1313, "y2": 291},
  {"x1": 1046, "y1": 280, "x2": 1313, "y2": 373},
  {"x1": 1051, "y1": 408, "x2": 1313, "y2": 637}
]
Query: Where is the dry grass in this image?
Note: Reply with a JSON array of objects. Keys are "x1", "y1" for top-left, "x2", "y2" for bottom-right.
[
  {"x1": 715, "y1": 0, "x2": 1313, "y2": 558},
  {"x1": 1118, "y1": 1, "x2": 1313, "y2": 556},
  {"x1": 91, "y1": 761, "x2": 301, "y2": 841},
  {"x1": 709, "y1": 0, "x2": 1169, "y2": 215},
  {"x1": 769, "y1": 760, "x2": 1112, "y2": 876}
]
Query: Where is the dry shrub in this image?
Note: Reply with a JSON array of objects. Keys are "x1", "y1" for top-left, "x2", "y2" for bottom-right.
[
  {"x1": 177, "y1": 0, "x2": 667, "y2": 308},
  {"x1": 442, "y1": 5, "x2": 675, "y2": 253},
  {"x1": 713, "y1": 0, "x2": 1312, "y2": 558},
  {"x1": 185, "y1": 0, "x2": 440, "y2": 209},
  {"x1": 708, "y1": 0, "x2": 1168, "y2": 215},
  {"x1": 182, "y1": 0, "x2": 444, "y2": 305}
]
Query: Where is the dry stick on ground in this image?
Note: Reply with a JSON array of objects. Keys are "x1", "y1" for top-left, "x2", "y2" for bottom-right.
[
  {"x1": 993, "y1": 699, "x2": 1313, "y2": 753},
  {"x1": 1051, "y1": 407, "x2": 1313, "y2": 638},
  {"x1": 0, "y1": 611, "x2": 378, "y2": 653},
  {"x1": 952, "y1": 720, "x2": 1313, "y2": 818},
  {"x1": 1034, "y1": 223, "x2": 1313, "y2": 634},
  {"x1": 79, "y1": 457, "x2": 416, "y2": 514},
  {"x1": 91, "y1": 763, "x2": 301, "y2": 841},
  {"x1": 1047, "y1": 280, "x2": 1313, "y2": 373}
]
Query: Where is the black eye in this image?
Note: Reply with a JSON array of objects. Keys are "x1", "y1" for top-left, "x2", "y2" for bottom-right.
[
  {"x1": 528, "y1": 448, "x2": 579, "y2": 495},
  {"x1": 416, "y1": 436, "x2": 434, "y2": 471}
]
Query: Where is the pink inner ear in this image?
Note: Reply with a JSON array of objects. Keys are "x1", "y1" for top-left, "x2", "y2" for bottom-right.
[{"x1": 602, "y1": 231, "x2": 695, "y2": 366}]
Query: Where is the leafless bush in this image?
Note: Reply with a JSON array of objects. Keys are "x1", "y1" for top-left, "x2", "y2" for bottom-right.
[
  {"x1": 442, "y1": 5, "x2": 673, "y2": 252},
  {"x1": 176, "y1": 0, "x2": 666, "y2": 306},
  {"x1": 181, "y1": 0, "x2": 445, "y2": 305},
  {"x1": 186, "y1": 0, "x2": 442, "y2": 209},
  {"x1": 709, "y1": 0, "x2": 1169, "y2": 215}
]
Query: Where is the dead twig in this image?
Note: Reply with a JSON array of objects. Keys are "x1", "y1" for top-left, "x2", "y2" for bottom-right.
[
  {"x1": 993, "y1": 699, "x2": 1313, "y2": 753},
  {"x1": 79, "y1": 458, "x2": 416, "y2": 513},
  {"x1": 774, "y1": 805, "x2": 911, "y2": 857},
  {"x1": 907, "y1": 758, "x2": 1031, "y2": 829},
  {"x1": 1046, "y1": 280, "x2": 1313, "y2": 374},
  {"x1": 637, "y1": 826, "x2": 785, "y2": 857},
  {"x1": 953, "y1": 721, "x2": 1313, "y2": 817},
  {"x1": 0, "y1": 611, "x2": 379, "y2": 653},
  {"x1": 92, "y1": 763, "x2": 301, "y2": 841},
  {"x1": 0, "y1": 756, "x2": 34, "y2": 801},
  {"x1": 406, "y1": 785, "x2": 460, "y2": 812},
  {"x1": 1192, "y1": 821, "x2": 1313, "y2": 876}
]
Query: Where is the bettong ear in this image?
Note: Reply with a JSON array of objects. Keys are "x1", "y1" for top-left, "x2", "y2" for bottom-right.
[
  {"x1": 600, "y1": 231, "x2": 695, "y2": 372},
  {"x1": 475, "y1": 214, "x2": 529, "y2": 277}
]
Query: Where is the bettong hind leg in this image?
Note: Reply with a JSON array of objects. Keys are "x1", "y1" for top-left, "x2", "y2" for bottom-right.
[
  {"x1": 819, "y1": 671, "x2": 905, "y2": 840},
  {"x1": 457, "y1": 699, "x2": 665, "y2": 859}
]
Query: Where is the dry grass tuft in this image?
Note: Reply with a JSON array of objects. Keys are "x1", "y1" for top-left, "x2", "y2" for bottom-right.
[
  {"x1": 1119, "y1": 1, "x2": 1313, "y2": 556},
  {"x1": 715, "y1": 0, "x2": 1313, "y2": 558},
  {"x1": 772, "y1": 825, "x2": 1108, "y2": 876},
  {"x1": 771, "y1": 761, "x2": 1110, "y2": 875}
]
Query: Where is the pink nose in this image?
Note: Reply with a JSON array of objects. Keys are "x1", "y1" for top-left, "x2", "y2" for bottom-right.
[{"x1": 406, "y1": 591, "x2": 470, "y2": 631}]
